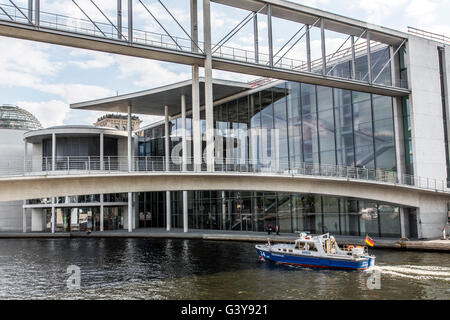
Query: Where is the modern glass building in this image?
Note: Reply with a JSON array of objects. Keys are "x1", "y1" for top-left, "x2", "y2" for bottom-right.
[
  {"x1": 0, "y1": 0, "x2": 448, "y2": 240},
  {"x1": 134, "y1": 74, "x2": 406, "y2": 238}
]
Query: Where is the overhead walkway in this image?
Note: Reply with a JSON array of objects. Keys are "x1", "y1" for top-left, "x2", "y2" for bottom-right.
[{"x1": 0, "y1": 1, "x2": 410, "y2": 97}]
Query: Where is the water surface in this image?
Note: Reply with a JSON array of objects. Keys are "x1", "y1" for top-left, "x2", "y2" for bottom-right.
[{"x1": 0, "y1": 238, "x2": 448, "y2": 300}]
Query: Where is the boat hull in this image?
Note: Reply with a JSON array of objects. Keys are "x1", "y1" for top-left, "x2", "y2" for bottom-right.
[{"x1": 256, "y1": 246, "x2": 374, "y2": 270}]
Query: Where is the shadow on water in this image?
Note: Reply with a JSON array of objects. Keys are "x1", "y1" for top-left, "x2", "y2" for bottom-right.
[{"x1": 0, "y1": 238, "x2": 448, "y2": 300}]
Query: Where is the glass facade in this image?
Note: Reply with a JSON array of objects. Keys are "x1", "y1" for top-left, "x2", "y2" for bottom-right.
[
  {"x1": 134, "y1": 67, "x2": 404, "y2": 238},
  {"x1": 137, "y1": 190, "x2": 403, "y2": 238},
  {"x1": 138, "y1": 81, "x2": 396, "y2": 173}
]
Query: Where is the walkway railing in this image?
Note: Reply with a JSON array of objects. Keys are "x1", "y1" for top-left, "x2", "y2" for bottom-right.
[
  {"x1": 0, "y1": 2, "x2": 409, "y2": 89},
  {"x1": 0, "y1": 156, "x2": 447, "y2": 193}
]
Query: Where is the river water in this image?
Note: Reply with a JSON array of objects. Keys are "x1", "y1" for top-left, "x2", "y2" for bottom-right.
[{"x1": 0, "y1": 238, "x2": 449, "y2": 300}]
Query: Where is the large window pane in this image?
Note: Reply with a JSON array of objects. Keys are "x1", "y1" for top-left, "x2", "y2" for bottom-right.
[{"x1": 301, "y1": 84, "x2": 319, "y2": 164}]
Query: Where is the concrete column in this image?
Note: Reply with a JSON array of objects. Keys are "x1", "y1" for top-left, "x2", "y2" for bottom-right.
[
  {"x1": 34, "y1": 0, "x2": 40, "y2": 26},
  {"x1": 128, "y1": 192, "x2": 133, "y2": 232},
  {"x1": 51, "y1": 197, "x2": 55, "y2": 234},
  {"x1": 28, "y1": 0, "x2": 33, "y2": 23},
  {"x1": 253, "y1": 13, "x2": 259, "y2": 64},
  {"x1": 192, "y1": 67, "x2": 201, "y2": 172},
  {"x1": 100, "y1": 194, "x2": 104, "y2": 231},
  {"x1": 100, "y1": 132, "x2": 104, "y2": 171},
  {"x1": 166, "y1": 191, "x2": 171, "y2": 231},
  {"x1": 183, "y1": 190, "x2": 188, "y2": 233},
  {"x1": 52, "y1": 133, "x2": 56, "y2": 171},
  {"x1": 320, "y1": 18, "x2": 326, "y2": 76},
  {"x1": 367, "y1": 30, "x2": 372, "y2": 83},
  {"x1": 127, "y1": 105, "x2": 132, "y2": 172},
  {"x1": 164, "y1": 105, "x2": 170, "y2": 171},
  {"x1": 203, "y1": 0, "x2": 214, "y2": 172},
  {"x1": 191, "y1": 0, "x2": 201, "y2": 172},
  {"x1": 306, "y1": 25, "x2": 311, "y2": 72},
  {"x1": 351, "y1": 36, "x2": 356, "y2": 79},
  {"x1": 267, "y1": 4, "x2": 273, "y2": 67},
  {"x1": 128, "y1": 0, "x2": 133, "y2": 43},
  {"x1": 24, "y1": 141, "x2": 28, "y2": 173},
  {"x1": 399, "y1": 207, "x2": 406, "y2": 238},
  {"x1": 117, "y1": 0, "x2": 122, "y2": 39},
  {"x1": 22, "y1": 202, "x2": 27, "y2": 233},
  {"x1": 181, "y1": 94, "x2": 187, "y2": 171},
  {"x1": 393, "y1": 97, "x2": 405, "y2": 180}
]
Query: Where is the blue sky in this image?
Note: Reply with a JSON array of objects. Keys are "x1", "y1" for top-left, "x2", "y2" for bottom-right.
[{"x1": 0, "y1": 0, "x2": 449, "y2": 128}]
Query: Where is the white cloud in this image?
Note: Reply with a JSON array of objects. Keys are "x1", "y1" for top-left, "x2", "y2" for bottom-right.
[{"x1": 18, "y1": 100, "x2": 69, "y2": 128}]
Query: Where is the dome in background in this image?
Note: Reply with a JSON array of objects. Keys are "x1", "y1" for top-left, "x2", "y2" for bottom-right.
[{"x1": 0, "y1": 105, "x2": 42, "y2": 130}]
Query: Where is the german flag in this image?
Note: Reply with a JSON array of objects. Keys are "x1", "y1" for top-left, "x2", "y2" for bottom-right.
[{"x1": 365, "y1": 235, "x2": 375, "y2": 247}]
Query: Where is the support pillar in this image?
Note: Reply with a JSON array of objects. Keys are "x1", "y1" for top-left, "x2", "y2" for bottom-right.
[
  {"x1": 164, "y1": 105, "x2": 170, "y2": 171},
  {"x1": 100, "y1": 194, "x2": 104, "y2": 232},
  {"x1": 191, "y1": 0, "x2": 201, "y2": 172},
  {"x1": 28, "y1": 0, "x2": 33, "y2": 23},
  {"x1": 367, "y1": 31, "x2": 372, "y2": 83},
  {"x1": 128, "y1": 0, "x2": 133, "y2": 43},
  {"x1": 306, "y1": 24, "x2": 311, "y2": 72},
  {"x1": 253, "y1": 13, "x2": 259, "y2": 64},
  {"x1": 127, "y1": 105, "x2": 132, "y2": 172},
  {"x1": 22, "y1": 202, "x2": 27, "y2": 233},
  {"x1": 351, "y1": 35, "x2": 356, "y2": 79},
  {"x1": 52, "y1": 133, "x2": 56, "y2": 172},
  {"x1": 117, "y1": 0, "x2": 122, "y2": 39},
  {"x1": 320, "y1": 18, "x2": 326, "y2": 76},
  {"x1": 34, "y1": 0, "x2": 40, "y2": 26},
  {"x1": 203, "y1": 0, "x2": 214, "y2": 172},
  {"x1": 51, "y1": 197, "x2": 55, "y2": 234},
  {"x1": 183, "y1": 191, "x2": 188, "y2": 233},
  {"x1": 181, "y1": 94, "x2": 187, "y2": 171},
  {"x1": 100, "y1": 132, "x2": 104, "y2": 170},
  {"x1": 166, "y1": 191, "x2": 171, "y2": 231},
  {"x1": 267, "y1": 4, "x2": 273, "y2": 67},
  {"x1": 128, "y1": 192, "x2": 133, "y2": 232},
  {"x1": 24, "y1": 141, "x2": 28, "y2": 173}
]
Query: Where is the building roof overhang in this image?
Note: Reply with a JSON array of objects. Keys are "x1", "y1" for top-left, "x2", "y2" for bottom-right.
[{"x1": 70, "y1": 78, "x2": 251, "y2": 117}]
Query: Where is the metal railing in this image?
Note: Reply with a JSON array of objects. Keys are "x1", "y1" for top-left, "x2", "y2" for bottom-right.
[
  {"x1": 0, "y1": 156, "x2": 447, "y2": 193},
  {"x1": 0, "y1": 2, "x2": 409, "y2": 90},
  {"x1": 408, "y1": 26, "x2": 449, "y2": 45}
]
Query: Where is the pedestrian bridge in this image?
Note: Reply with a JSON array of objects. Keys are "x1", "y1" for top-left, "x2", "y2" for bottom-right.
[{"x1": 0, "y1": 157, "x2": 449, "y2": 207}]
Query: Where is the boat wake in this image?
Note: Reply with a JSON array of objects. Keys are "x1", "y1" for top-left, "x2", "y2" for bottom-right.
[{"x1": 369, "y1": 265, "x2": 450, "y2": 282}]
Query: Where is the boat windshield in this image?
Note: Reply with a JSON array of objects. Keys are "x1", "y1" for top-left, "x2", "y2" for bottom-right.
[{"x1": 295, "y1": 241, "x2": 317, "y2": 251}]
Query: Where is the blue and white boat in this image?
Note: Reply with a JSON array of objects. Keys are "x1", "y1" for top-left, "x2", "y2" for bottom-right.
[{"x1": 256, "y1": 233, "x2": 375, "y2": 270}]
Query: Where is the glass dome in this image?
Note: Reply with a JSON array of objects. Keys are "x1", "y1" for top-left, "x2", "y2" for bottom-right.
[{"x1": 0, "y1": 105, "x2": 42, "y2": 130}]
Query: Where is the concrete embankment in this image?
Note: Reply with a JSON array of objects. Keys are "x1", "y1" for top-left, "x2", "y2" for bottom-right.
[{"x1": 0, "y1": 230, "x2": 449, "y2": 252}]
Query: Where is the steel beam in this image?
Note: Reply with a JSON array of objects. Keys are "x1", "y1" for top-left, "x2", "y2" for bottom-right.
[{"x1": 28, "y1": 0, "x2": 33, "y2": 23}]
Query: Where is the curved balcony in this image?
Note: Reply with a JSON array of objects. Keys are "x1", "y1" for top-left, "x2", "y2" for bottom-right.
[{"x1": 0, "y1": 156, "x2": 448, "y2": 194}]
